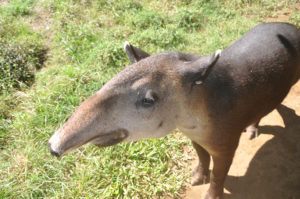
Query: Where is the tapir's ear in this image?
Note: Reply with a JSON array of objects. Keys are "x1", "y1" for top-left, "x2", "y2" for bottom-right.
[
  {"x1": 124, "y1": 41, "x2": 150, "y2": 64},
  {"x1": 180, "y1": 49, "x2": 221, "y2": 85}
]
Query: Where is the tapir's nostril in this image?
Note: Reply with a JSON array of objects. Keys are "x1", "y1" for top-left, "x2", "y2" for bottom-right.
[
  {"x1": 49, "y1": 143, "x2": 61, "y2": 158},
  {"x1": 50, "y1": 147, "x2": 61, "y2": 157}
]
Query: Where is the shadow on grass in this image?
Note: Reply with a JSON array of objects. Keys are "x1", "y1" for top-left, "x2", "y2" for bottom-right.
[{"x1": 224, "y1": 104, "x2": 300, "y2": 199}]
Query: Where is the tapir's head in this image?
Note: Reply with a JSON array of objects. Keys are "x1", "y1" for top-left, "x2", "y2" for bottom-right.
[{"x1": 48, "y1": 42, "x2": 221, "y2": 157}]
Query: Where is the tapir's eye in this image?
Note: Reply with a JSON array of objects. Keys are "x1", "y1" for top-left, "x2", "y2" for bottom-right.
[
  {"x1": 140, "y1": 90, "x2": 158, "y2": 108},
  {"x1": 141, "y1": 98, "x2": 155, "y2": 107}
]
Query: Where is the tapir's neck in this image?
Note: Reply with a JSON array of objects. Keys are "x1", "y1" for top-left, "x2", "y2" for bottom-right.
[{"x1": 176, "y1": 87, "x2": 213, "y2": 142}]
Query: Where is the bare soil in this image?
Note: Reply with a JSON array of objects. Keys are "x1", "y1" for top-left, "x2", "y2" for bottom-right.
[
  {"x1": 0, "y1": 0, "x2": 9, "y2": 6},
  {"x1": 266, "y1": 2, "x2": 300, "y2": 22}
]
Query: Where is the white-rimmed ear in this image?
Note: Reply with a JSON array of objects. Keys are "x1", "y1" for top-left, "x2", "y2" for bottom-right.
[
  {"x1": 215, "y1": 49, "x2": 222, "y2": 58},
  {"x1": 124, "y1": 41, "x2": 150, "y2": 64},
  {"x1": 180, "y1": 49, "x2": 222, "y2": 85}
]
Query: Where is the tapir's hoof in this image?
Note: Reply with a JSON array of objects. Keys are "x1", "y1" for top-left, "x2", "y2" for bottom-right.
[
  {"x1": 191, "y1": 168, "x2": 209, "y2": 186},
  {"x1": 203, "y1": 189, "x2": 223, "y2": 199},
  {"x1": 191, "y1": 175, "x2": 208, "y2": 186},
  {"x1": 245, "y1": 125, "x2": 259, "y2": 140},
  {"x1": 204, "y1": 193, "x2": 222, "y2": 199}
]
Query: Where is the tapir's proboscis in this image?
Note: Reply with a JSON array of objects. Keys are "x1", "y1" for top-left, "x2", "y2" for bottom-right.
[{"x1": 49, "y1": 22, "x2": 300, "y2": 199}]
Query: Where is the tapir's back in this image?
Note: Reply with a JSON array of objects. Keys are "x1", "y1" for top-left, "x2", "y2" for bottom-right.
[
  {"x1": 223, "y1": 22, "x2": 300, "y2": 83},
  {"x1": 205, "y1": 22, "x2": 300, "y2": 132}
]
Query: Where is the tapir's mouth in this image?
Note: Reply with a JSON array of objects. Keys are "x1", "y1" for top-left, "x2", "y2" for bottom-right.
[
  {"x1": 49, "y1": 129, "x2": 129, "y2": 158},
  {"x1": 91, "y1": 128, "x2": 129, "y2": 147}
]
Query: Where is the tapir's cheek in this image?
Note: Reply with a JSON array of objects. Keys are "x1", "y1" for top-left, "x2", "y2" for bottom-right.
[{"x1": 136, "y1": 106, "x2": 156, "y2": 119}]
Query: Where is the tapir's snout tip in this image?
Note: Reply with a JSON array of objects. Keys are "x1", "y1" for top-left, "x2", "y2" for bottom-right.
[
  {"x1": 48, "y1": 141, "x2": 62, "y2": 158},
  {"x1": 49, "y1": 147, "x2": 61, "y2": 158}
]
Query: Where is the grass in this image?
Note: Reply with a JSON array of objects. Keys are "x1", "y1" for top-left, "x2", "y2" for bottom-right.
[{"x1": 0, "y1": 0, "x2": 299, "y2": 198}]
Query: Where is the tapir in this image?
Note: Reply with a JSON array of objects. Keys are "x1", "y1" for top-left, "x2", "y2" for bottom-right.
[{"x1": 49, "y1": 22, "x2": 300, "y2": 199}]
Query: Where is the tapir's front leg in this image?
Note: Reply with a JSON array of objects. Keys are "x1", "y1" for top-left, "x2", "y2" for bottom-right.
[
  {"x1": 204, "y1": 136, "x2": 240, "y2": 199},
  {"x1": 191, "y1": 141, "x2": 210, "y2": 185},
  {"x1": 204, "y1": 153, "x2": 234, "y2": 199}
]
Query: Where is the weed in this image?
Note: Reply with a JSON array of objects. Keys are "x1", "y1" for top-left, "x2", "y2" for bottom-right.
[
  {"x1": 176, "y1": 8, "x2": 206, "y2": 30},
  {"x1": 0, "y1": 0, "x2": 35, "y2": 16},
  {"x1": 290, "y1": 11, "x2": 300, "y2": 28},
  {"x1": 128, "y1": 10, "x2": 165, "y2": 29},
  {"x1": 96, "y1": 0, "x2": 142, "y2": 12},
  {"x1": 132, "y1": 26, "x2": 185, "y2": 51},
  {"x1": 0, "y1": 41, "x2": 47, "y2": 92}
]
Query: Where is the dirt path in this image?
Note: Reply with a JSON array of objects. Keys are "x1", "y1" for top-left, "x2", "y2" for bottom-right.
[{"x1": 182, "y1": 80, "x2": 300, "y2": 199}]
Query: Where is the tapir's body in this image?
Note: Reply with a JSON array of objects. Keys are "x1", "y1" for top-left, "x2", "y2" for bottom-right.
[
  {"x1": 186, "y1": 22, "x2": 300, "y2": 151},
  {"x1": 49, "y1": 22, "x2": 300, "y2": 199}
]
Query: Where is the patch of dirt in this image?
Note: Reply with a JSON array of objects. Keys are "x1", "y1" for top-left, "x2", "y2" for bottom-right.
[
  {"x1": 26, "y1": 6, "x2": 55, "y2": 63},
  {"x1": 181, "y1": 73, "x2": 300, "y2": 199},
  {"x1": 266, "y1": 11, "x2": 290, "y2": 22},
  {"x1": 266, "y1": 2, "x2": 300, "y2": 23},
  {"x1": 0, "y1": 0, "x2": 9, "y2": 6},
  {"x1": 28, "y1": 6, "x2": 55, "y2": 47}
]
